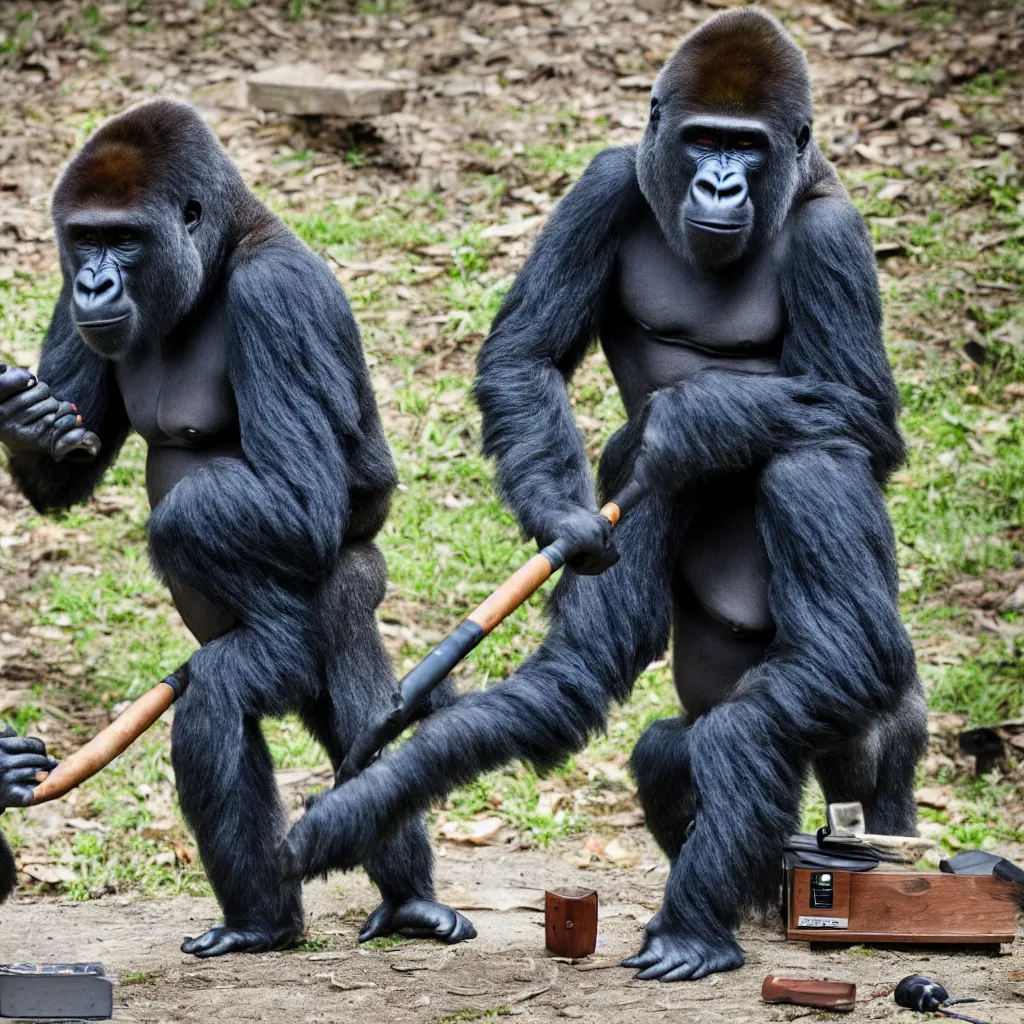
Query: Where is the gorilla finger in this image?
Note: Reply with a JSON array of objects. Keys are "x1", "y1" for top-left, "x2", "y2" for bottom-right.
[
  {"x1": 2, "y1": 785, "x2": 38, "y2": 808},
  {"x1": 62, "y1": 429, "x2": 101, "y2": 461},
  {"x1": 658, "y1": 962, "x2": 699, "y2": 983},
  {"x1": 0, "y1": 725, "x2": 16, "y2": 738},
  {"x1": 0, "y1": 382, "x2": 52, "y2": 416},
  {"x1": 0, "y1": 736, "x2": 47, "y2": 755},
  {"x1": 2, "y1": 766, "x2": 49, "y2": 784},
  {"x1": 0, "y1": 752, "x2": 57, "y2": 770},
  {"x1": 0, "y1": 367, "x2": 36, "y2": 401},
  {"x1": 51, "y1": 427, "x2": 97, "y2": 463},
  {"x1": 49, "y1": 413, "x2": 80, "y2": 437}
]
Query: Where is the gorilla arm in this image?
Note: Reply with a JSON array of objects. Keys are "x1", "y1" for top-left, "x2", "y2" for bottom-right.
[
  {"x1": 146, "y1": 237, "x2": 366, "y2": 607},
  {"x1": 7, "y1": 286, "x2": 130, "y2": 512},
  {"x1": 474, "y1": 146, "x2": 643, "y2": 570},
  {"x1": 638, "y1": 193, "x2": 905, "y2": 491}
]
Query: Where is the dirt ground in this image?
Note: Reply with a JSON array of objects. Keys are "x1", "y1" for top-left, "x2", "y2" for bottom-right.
[
  {"x1": 1, "y1": 0, "x2": 1024, "y2": 1021},
  {"x1": 8, "y1": 842, "x2": 1024, "y2": 1023}
]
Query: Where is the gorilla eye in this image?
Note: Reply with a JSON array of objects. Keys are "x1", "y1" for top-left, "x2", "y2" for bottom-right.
[
  {"x1": 184, "y1": 200, "x2": 203, "y2": 232},
  {"x1": 694, "y1": 136, "x2": 716, "y2": 148},
  {"x1": 737, "y1": 138, "x2": 755, "y2": 149},
  {"x1": 78, "y1": 230, "x2": 100, "y2": 246},
  {"x1": 114, "y1": 229, "x2": 137, "y2": 245}
]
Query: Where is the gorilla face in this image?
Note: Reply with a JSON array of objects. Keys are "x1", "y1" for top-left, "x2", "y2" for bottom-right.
[
  {"x1": 64, "y1": 199, "x2": 204, "y2": 360},
  {"x1": 678, "y1": 117, "x2": 768, "y2": 268},
  {"x1": 637, "y1": 99, "x2": 809, "y2": 271}
]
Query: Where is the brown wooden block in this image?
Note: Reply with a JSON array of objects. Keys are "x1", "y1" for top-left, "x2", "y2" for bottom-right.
[
  {"x1": 545, "y1": 887, "x2": 598, "y2": 958},
  {"x1": 247, "y1": 65, "x2": 407, "y2": 118},
  {"x1": 786, "y1": 868, "x2": 1018, "y2": 945},
  {"x1": 762, "y1": 976, "x2": 856, "y2": 1011}
]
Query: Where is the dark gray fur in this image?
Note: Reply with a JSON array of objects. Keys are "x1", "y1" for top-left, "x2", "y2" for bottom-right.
[
  {"x1": 4, "y1": 100, "x2": 470, "y2": 953},
  {"x1": 282, "y1": 10, "x2": 925, "y2": 980}
]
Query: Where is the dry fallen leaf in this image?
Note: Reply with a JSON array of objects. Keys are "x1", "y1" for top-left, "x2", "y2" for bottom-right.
[
  {"x1": 439, "y1": 816, "x2": 504, "y2": 845},
  {"x1": 21, "y1": 863, "x2": 76, "y2": 885}
]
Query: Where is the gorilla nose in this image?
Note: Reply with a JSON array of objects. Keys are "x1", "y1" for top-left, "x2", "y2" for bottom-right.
[
  {"x1": 691, "y1": 169, "x2": 748, "y2": 211},
  {"x1": 74, "y1": 266, "x2": 123, "y2": 313}
]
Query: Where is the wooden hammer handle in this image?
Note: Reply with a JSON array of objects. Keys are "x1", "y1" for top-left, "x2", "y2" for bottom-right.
[{"x1": 31, "y1": 678, "x2": 181, "y2": 805}]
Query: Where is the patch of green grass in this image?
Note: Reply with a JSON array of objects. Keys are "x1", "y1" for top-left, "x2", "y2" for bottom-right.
[
  {"x1": 293, "y1": 936, "x2": 329, "y2": 952},
  {"x1": 119, "y1": 972, "x2": 155, "y2": 985},
  {"x1": 963, "y1": 70, "x2": 1008, "y2": 98},
  {"x1": 438, "y1": 1009, "x2": 510, "y2": 1024},
  {"x1": 523, "y1": 141, "x2": 604, "y2": 179},
  {"x1": 362, "y1": 934, "x2": 407, "y2": 951}
]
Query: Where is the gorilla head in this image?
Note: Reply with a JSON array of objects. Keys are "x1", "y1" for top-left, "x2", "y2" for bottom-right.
[
  {"x1": 51, "y1": 100, "x2": 249, "y2": 359},
  {"x1": 636, "y1": 9, "x2": 817, "y2": 270}
]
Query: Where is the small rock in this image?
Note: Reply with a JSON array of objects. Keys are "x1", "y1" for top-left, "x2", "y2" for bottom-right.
[
  {"x1": 558, "y1": 1006, "x2": 584, "y2": 1019},
  {"x1": 996, "y1": 133, "x2": 1020, "y2": 149}
]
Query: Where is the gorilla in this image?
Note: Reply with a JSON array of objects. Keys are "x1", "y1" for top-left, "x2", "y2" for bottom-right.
[
  {"x1": 281, "y1": 9, "x2": 928, "y2": 981},
  {"x1": 0, "y1": 99, "x2": 473, "y2": 956},
  {"x1": 1, "y1": 726, "x2": 56, "y2": 901}
]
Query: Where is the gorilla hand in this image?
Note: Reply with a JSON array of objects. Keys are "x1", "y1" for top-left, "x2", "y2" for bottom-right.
[
  {"x1": 0, "y1": 725, "x2": 57, "y2": 810},
  {"x1": 621, "y1": 910, "x2": 744, "y2": 983},
  {"x1": 537, "y1": 506, "x2": 619, "y2": 575},
  {"x1": 0, "y1": 366, "x2": 99, "y2": 463},
  {"x1": 47, "y1": 400, "x2": 101, "y2": 463}
]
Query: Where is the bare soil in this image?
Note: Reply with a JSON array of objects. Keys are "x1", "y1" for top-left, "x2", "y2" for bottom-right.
[{"x1": 6, "y1": 842, "x2": 1024, "y2": 1023}]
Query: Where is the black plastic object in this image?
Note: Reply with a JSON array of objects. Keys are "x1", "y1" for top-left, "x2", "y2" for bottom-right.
[
  {"x1": 894, "y1": 975, "x2": 992, "y2": 1024},
  {"x1": 939, "y1": 850, "x2": 1003, "y2": 875},
  {"x1": 0, "y1": 963, "x2": 113, "y2": 1020},
  {"x1": 896, "y1": 975, "x2": 950, "y2": 1012},
  {"x1": 782, "y1": 833, "x2": 879, "y2": 872}
]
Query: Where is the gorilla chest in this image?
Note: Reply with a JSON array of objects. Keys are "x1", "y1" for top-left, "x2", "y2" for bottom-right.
[
  {"x1": 114, "y1": 298, "x2": 241, "y2": 508},
  {"x1": 116, "y1": 299, "x2": 238, "y2": 444},
  {"x1": 606, "y1": 212, "x2": 784, "y2": 418}
]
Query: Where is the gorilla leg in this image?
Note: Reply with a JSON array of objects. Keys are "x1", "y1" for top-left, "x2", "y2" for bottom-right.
[
  {"x1": 283, "y1": 491, "x2": 677, "y2": 879},
  {"x1": 625, "y1": 445, "x2": 921, "y2": 981},
  {"x1": 813, "y1": 686, "x2": 927, "y2": 836},
  {"x1": 175, "y1": 612, "x2": 318, "y2": 958},
  {"x1": 300, "y1": 543, "x2": 475, "y2": 945},
  {"x1": 631, "y1": 718, "x2": 695, "y2": 860}
]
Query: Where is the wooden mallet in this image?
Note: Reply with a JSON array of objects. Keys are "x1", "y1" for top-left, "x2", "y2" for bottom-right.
[{"x1": 29, "y1": 480, "x2": 642, "y2": 804}]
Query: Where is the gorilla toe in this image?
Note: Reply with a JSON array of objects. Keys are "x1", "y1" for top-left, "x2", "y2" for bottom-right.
[{"x1": 359, "y1": 898, "x2": 476, "y2": 945}]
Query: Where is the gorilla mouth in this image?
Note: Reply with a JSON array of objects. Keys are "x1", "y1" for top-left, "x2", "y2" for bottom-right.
[
  {"x1": 686, "y1": 219, "x2": 745, "y2": 233},
  {"x1": 76, "y1": 313, "x2": 130, "y2": 331}
]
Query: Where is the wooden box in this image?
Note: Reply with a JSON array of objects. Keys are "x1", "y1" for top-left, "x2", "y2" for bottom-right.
[{"x1": 786, "y1": 868, "x2": 1017, "y2": 945}]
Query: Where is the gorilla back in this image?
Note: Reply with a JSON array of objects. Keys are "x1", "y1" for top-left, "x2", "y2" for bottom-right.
[
  {"x1": 282, "y1": 9, "x2": 926, "y2": 984},
  {"x1": 4, "y1": 99, "x2": 473, "y2": 956}
]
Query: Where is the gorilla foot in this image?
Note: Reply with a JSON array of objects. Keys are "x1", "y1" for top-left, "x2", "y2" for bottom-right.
[
  {"x1": 181, "y1": 923, "x2": 303, "y2": 958},
  {"x1": 621, "y1": 921, "x2": 743, "y2": 982},
  {"x1": 359, "y1": 898, "x2": 477, "y2": 945}
]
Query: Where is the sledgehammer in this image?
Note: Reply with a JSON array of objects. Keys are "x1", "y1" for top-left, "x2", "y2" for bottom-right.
[{"x1": 28, "y1": 481, "x2": 642, "y2": 804}]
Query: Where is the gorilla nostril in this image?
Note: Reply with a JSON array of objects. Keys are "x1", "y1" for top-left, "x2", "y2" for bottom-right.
[
  {"x1": 719, "y1": 185, "x2": 742, "y2": 200},
  {"x1": 696, "y1": 179, "x2": 717, "y2": 198}
]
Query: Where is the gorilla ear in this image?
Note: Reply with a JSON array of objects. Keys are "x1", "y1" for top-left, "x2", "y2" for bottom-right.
[
  {"x1": 649, "y1": 95, "x2": 661, "y2": 127},
  {"x1": 184, "y1": 200, "x2": 203, "y2": 233},
  {"x1": 796, "y1": 124, "x2": 811, "y2": 157}
]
